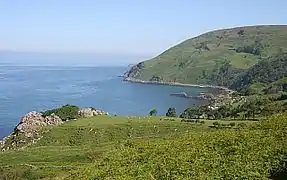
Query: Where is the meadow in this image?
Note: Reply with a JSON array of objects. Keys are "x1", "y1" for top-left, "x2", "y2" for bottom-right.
[{"x1": 0, "y1": 114, "x2": 286, "y2": 179}]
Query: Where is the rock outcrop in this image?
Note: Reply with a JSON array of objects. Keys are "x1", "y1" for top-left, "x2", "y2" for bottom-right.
[
  {"x1": 0, "y1": 140, "x2": 4, "y2": 147},
  {"x1": 78, "y1": 108, "x2": 107, "y2": 118},
  {"x1": 1, "y1": 106, "x2": 108, "y2": 150},
  {"x1": 123, "y1": 61, "x2": 145, "y2": 79},
  {"x1": 15, "y1": 111, "x2": 63, "y2": 137}
]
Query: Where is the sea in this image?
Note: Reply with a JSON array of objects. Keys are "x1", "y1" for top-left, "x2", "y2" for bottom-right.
[{"x1": 0, "y1": 58, "x2": 210, "y2": 139}]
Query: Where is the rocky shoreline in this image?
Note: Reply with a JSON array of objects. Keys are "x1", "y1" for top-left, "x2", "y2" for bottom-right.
[
  {"x1": 123, "y1": 77, "x2": 235, "y2": 94},
  {"x1": 123, "y1": 77, "x2": 239, "y2": 110}
]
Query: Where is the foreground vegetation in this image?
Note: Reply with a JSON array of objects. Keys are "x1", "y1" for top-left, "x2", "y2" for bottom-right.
[{"x1": 0, "y1": 114, "x2": 286, "y2": 179}]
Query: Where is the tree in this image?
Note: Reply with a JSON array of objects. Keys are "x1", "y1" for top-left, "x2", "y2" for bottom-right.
[
  {"x1": 180, "y1": 108, "x2": 198, "y2": 119},
  {"x1": 149, "y1": 108, "x2": 157, "y2": 116},
  {"x1": 166, "y1": 108, "x2": 177, "y2": 117},
  {"x1": 213, "y1": 110, "x2": 223, "y2": 120},
  {"x1": 230, "y1": 108, "x2": 240, "y2": 120},
  {"x1": 217, "y1": 105, "x2": 231, "y2": 118}
]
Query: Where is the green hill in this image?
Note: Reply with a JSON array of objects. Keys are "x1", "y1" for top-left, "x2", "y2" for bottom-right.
[
  {"x1": 1, "y1": 115, "x2": 287, "y2": 179},
  {"x1": 124, "y1": 25, "x2": 287, "y2": 92}
]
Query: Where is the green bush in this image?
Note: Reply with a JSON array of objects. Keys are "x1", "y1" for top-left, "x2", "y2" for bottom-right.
[
  {"x1": 149, "y1": 108, "x2": 157, "y2": 116},
  {"x1": 42, "y1": 104, "x2": 80, "y2": 121},
  {"x1": 213, "y1": 121, "x2": 220, "y2": 126},
  {"x1": 166, "y1": 108, "x2": 177, "y2": 117}
]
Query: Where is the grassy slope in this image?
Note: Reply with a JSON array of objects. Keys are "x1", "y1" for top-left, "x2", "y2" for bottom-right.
[
  {"x1": 131, "y1": 25, "x2": 287, "y2": 84},
  {"x1": 0, "y1": 115, "x2": 286, "y2": 179}
]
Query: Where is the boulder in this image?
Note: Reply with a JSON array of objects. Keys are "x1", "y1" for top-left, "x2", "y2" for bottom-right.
[
  {"x1": 0, "y1": 140, "x2": 4, "y2": 147},
  {"x1": 78, "y1": 108, "x2": 95, "y2": 118},
  {"x1": 78, "y1": 108, "x2": 107, "y2": 118}
]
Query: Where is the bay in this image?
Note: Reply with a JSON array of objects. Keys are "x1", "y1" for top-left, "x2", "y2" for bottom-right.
[{"x1": 0, "y1": 65, "x2": 209, "y2": 138}]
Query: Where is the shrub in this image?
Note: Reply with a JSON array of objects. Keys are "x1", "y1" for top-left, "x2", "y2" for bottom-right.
[
  {"x1": 237, "y1": 29, "x2": 245, "y2": 35},
  {"x1": 42, "y1": 104, "x2": 80, "y2": 121},
  {"x1": 166, "y1": 108, "x2": 177, "y2": 117},
  {"x1": 90, "y1": 107, "x2": 97, "y2": 111},
  {"x1": 149, "y1": 108, "x2": 157, "y2": 116},
  {"x1": 213, "y1": 121, "x2": 220, "y2": 126}
]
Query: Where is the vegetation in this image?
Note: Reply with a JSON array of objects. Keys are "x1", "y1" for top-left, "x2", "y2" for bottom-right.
[
  {"x1": 1, "y1": 114, "x2": 285, "y2": 179},
  {"x1": 42, "y1": 104, "x2": 80, "y2": 121},
  {"x1": 179, "y1": 93, "x2": 287, "y2": 121},
  {"x1": 125, "y1": 25, "x2": 287, "y2": 91},
  {"x1": 231, "y1": 53, "x2": 287, "y2": 95},
  {"x1": 166, "y1": 108, "x2": 177, "y2": 117},
  {"x1": 149, "y1": 108, "x2": 158, "y2": 116},
  {"x1": 1, "y1": 25, "x2": 287, "y2": 179}
]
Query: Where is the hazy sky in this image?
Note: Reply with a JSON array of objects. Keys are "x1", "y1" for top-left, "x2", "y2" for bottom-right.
[{"x1": 0, "y1": 0, "x2": 286, "y2": 56}]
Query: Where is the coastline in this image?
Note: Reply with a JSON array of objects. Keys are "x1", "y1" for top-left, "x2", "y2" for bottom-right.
[{"x1": 123, "y1": 77, "x2": 235, "y2": 94}]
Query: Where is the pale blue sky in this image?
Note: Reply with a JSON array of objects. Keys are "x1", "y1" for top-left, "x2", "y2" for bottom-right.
[{"x1": 0, "y1": 0, "x2": 286, "y2": 56}]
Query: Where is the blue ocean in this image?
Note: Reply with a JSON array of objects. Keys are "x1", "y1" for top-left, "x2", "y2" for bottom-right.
[{"x1": 0, "y1": 62, "x2": 209, "y2": 138}]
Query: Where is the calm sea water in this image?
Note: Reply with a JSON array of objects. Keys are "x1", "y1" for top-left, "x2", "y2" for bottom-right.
[{"x1": 0, "y1": 65, "x2": 209, "y2": 138}]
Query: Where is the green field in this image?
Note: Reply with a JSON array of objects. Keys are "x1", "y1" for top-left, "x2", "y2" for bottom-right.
[{"x1": 1, "y1": 115, "x2": 286, "y2": 179}]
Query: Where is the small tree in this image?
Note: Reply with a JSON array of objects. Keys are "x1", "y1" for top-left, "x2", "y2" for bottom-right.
[
  {"x1": 214, "y1": 110, "x2": 222, "y2": 120},
  {"x1": 166, "y1": 108, "x2": 177, "y2": 117},
  {"x1": 180, "y1": 108, "x2": 197, "y2": 119},
  {"x1": 149, "y1": 108, "x2": 157, "y2": 116}
]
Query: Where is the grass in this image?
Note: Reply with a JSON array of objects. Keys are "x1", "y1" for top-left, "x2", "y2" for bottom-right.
[
  {"x1": 0, "y1": 115, "x2": 263, "y2": 179},
  {"x1": 129, "y1": 25, "x2": 287, "y2": 84}
]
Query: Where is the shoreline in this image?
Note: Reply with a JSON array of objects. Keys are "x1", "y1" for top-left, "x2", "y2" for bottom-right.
[{"x1": 123, "y1": 77, "x2": 235, "y2": 94}]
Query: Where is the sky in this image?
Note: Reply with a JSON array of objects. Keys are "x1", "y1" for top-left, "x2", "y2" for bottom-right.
[{"x1": 0, "y1": 0, "x2": 286, "y2": 64}]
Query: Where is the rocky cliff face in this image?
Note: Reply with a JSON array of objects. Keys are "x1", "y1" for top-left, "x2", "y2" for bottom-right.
[
  {"x1": 123, "y1": 61, "x2": 145, "y2": 79},
  {"x1": 15, "y1": 111, "x2": 63, "y2": 138}
]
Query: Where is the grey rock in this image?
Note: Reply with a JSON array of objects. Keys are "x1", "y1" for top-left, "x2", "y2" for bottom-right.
[
  {"x1": 0, "y1": 140, "x2": 4, "y2": 147},
  {"x1": 78, "y1": 108, "x2": 95, "y2": 118},
  {"x1": 15, "y1": 111, "x2": 63, "y2": 137},
  {"x1": 78, "y1": 108, "x2": 107, "y2": 118}
]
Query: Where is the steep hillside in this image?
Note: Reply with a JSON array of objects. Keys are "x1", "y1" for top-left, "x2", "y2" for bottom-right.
[
  {"x1": 125, "y1": 25, "x2": 287, "y2": 88},
  {"x1": 231, "y1": 53, "x2": 287, "y2": 94}
]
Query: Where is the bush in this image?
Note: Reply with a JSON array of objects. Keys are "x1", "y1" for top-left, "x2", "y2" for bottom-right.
[
  {"x1": 166, "y1": 108, "x2": 177, "y2": 117},
  {"x1": 42, "y1": 104, "x2": 80, "y2": 121},
  {"x1": 149, "y1": 108, "x2": 157, "y2": 116},
  {"x1": 90, "y1": 107, "x2": 97, "y2": 111},
  {"x1": 213, "y1": 121, "x2": 220, "y2": 126}
]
